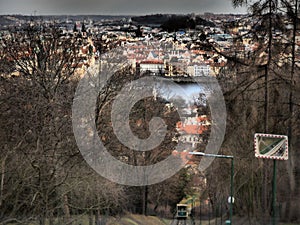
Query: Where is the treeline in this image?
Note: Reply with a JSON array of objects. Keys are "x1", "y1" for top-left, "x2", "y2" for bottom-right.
[
  {"x1": 204, "y1": 0, "x2": 300, "y2": 223},
  {"x1": 161, "y1": 15, "x2": 215, "y2": 32},
  {"x1": 131, "y1": 14, "x2": 215, "y2": 31},
  {"x1": 1, "y1": 0, "x2": 300, "y2": 223},
  {"x1": 0, "y1": 27, "x2": 192, "y2": 225},
  {"x1": 131, "y1": 14, "x2": 172, "y2": 25}
]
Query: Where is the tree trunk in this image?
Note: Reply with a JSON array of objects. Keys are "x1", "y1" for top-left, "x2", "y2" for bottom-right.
[
  {"x1": 95, "y1": 210, "x2": 101, "y2": 225},
  {"x1": 89, "y1": 211, "x2": 93, "y2": 225},
  {"x1": 63, "y1": 194, "x2": 72, "y2": 225},
  {"x1": 0, "y1": 155, "x2": 6, "y2": 208},
  {"x1": 49, "y1": 213, "x2": 54, "y2": 225},
  {"x1": 39, "y1": 215, "x2": 46, "y2": 225},
  {"x1": 262, "y1": 65, "x2": 269, "y2": 222},
  {"x1": 286, "y1": 0, "x2": 298, "y2": 221},
  {"x1": 142, "y1": 185, "x2": 148, "y2": 216}
]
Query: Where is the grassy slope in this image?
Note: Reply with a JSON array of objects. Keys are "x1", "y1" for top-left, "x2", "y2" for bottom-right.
[
  {"x1": 5, "y1": 214, "x2": 300, "y2": 225},
  {"x1": 106, "y1": 214, "x2": 169, "y2": 225}
]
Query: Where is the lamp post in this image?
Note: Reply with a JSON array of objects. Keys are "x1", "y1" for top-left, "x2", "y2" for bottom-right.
[{"x1": 189, "y1": 152, "x2": 234, "y2": 224}]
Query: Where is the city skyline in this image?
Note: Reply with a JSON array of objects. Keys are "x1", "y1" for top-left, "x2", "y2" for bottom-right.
[{"x1": 0, "y1": 0, "x2": 247, "y2": 15}]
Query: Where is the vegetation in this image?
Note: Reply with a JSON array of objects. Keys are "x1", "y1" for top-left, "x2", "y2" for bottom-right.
[
  {"x1": 161, "y1": 15, "x2": 215, "y2": 32},
  {"x1": 1, "y1": 1, "x2": 300, "y2": 224},
  {"x1": 203, "y1": 0, "x2": 300, "y2": 223},
  {"x1": 131, "y1": 14, "x2": 215, "y2": 32},
  {"x1": 0, "y1": 25, "x2": 192, "y2": 224}
]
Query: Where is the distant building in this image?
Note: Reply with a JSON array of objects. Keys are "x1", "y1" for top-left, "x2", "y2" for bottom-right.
[
  {"x1": 188, "y1": 63, "x2": 210, "y2": 76},
  {"x1": 139, "y1": 60, "x2": 165, "y2": 75},
  {"x1": 176, "y1": 115, "x2": 210, "y2": 148},
  {"x1": 179, "y1": 134, "x2": 203, "y2": 148}
]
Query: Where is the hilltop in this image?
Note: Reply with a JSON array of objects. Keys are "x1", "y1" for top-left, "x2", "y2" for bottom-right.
[{"x1": 131, "y1": 14, "x2": 215, "y2": 30}]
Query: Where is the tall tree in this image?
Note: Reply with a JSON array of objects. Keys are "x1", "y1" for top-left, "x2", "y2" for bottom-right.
[{"x1": 0, "y1": 25, "x2": 127, "y2": 224}]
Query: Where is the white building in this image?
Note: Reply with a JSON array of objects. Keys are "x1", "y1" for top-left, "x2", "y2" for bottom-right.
[
  {"x1": 188, "y1": 63, "x2": 210, "y2": 76},
  {"x1": 178, "y1": 134, "x2": 203, "y2": 148},
  {"x1": 139, "y1": 60, "x2": 165, "y2": 75}
]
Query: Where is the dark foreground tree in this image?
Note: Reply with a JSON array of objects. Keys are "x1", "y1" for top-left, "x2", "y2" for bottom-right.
[
  {"x1": 0, "y1": 25, "x2": 127, "y2": 224},
  {"x1": 203, "y1": 0, "x2": 300, "y2": 223}
]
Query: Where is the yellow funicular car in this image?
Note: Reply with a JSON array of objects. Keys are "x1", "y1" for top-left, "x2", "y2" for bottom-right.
[{"x1": 176, "y1": 204, "x2": 188, "y2": 219}]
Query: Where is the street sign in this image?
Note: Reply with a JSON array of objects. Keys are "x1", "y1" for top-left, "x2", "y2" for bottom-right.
[
  {"x1": 254, "y1": 133, "x2": 288, "y2": 160},
  {"x1": 228, "y1": 196, "x2": 235, "y2": 204}
]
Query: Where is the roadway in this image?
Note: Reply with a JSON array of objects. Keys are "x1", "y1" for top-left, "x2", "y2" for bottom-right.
[
  {"x1": 259, "y1": 138, "x2": 286, "y2": 156},
  {"x1": 170, "y1": 219, "x2": 194, "y2": 225}
]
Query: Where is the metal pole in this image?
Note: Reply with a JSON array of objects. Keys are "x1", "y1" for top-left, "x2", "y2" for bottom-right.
[
  {"x1": 272, "y1": 159, "x2": 277, "y2": 225},
  {"x1": 221, "y1": 199, "x2": 223, "y2": 225},
  {"x1": 209, "y1": 202, "x2": 211, "y2": 225},
  {"x1": 215, "y1": 203, "x2": 218, "y2": 225},
  {"x1": 188, "y1": 152, "x2": 234, "y2": 224},
  {"x1": 189, "y1": 152, "x2": 233, "y2": 159},
  {"x1": 199, "y1": 197, "x2": 202, "y2": 225},
  {"x1": 229, "y1": 158, "x2": 234, "y2": 224}
]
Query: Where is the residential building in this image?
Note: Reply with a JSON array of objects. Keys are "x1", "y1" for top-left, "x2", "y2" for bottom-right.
[{"x1": 139, "y1": 60, "x2": 165, "y2": 75}]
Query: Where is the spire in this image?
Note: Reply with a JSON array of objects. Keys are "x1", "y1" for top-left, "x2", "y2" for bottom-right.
[{"x1": 81, "y1": 22, "x2": 86, "y2": 33}]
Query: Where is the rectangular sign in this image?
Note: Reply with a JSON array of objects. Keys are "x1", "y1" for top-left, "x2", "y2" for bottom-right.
[{"x1": 254, "y1": 133, "x2": 288, "y2": 160}]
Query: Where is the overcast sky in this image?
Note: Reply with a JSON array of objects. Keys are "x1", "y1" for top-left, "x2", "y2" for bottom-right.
[{"x1": 0, "y1": 0, "x2": 247, "y2": 15}]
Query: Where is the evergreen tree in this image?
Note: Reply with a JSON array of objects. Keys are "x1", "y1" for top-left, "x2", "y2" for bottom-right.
[
  {"x1": 73, "y1": 23, "x2": 77, "y2": 33},
  {"x1": 81, "y1": 22, "x2": 86, "y2": 33}
]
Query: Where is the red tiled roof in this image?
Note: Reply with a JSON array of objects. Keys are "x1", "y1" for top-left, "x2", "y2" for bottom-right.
[
  {"x1": 140, "y1": 60, "x2": 164, "y2": 64},
  {"x1": 177, "y1": 123, "x2": 207, "y2": 134},
  {"x1": 177, "y1": 116, "x2": 210, "y2": 134}
]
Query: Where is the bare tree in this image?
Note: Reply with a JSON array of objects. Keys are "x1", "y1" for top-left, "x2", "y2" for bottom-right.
[{"x1": 0, "y1": 24, "x2": 127, "y2": 224}]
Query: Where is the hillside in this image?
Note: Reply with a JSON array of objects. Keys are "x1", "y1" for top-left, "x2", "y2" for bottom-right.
[
  {"x1": 131, "y1": 14, "x2": 215, "y2": 30},
  {"x1": 107, "y1": 214, "x2": 168, "y2": 225},
  {"x1": 67, "y1": 214, "x2": 170, "y2": 225}
]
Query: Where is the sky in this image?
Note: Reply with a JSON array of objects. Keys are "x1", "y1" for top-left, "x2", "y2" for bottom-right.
[{"x1": 0, "y1": 0, "x2": 247, "y2": 15}]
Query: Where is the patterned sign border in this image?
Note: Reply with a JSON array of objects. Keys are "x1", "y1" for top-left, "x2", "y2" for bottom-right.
[{"x1": 254, "y1": 133, "x2": 288, "y2": 160}]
